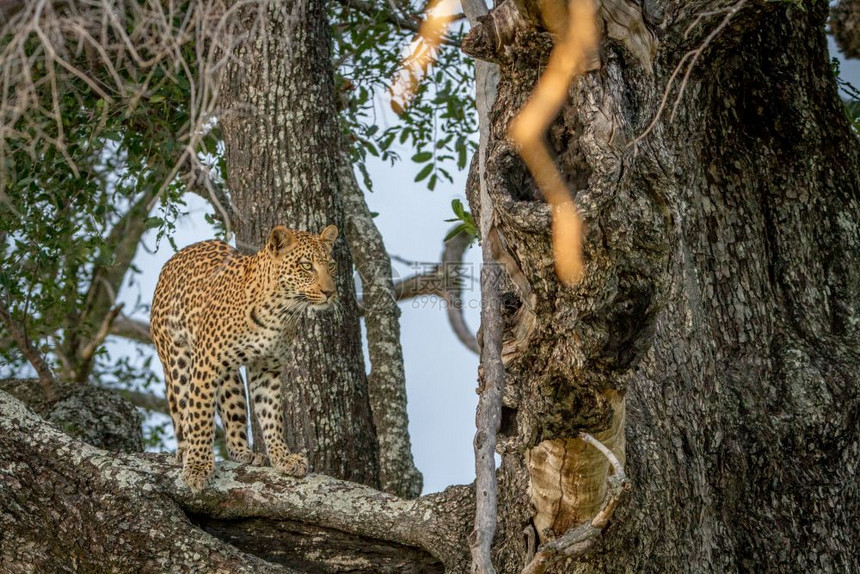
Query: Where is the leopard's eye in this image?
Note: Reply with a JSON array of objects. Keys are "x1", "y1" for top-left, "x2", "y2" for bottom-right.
[
  {"x1": 300, "y1": 261, "x2": 313, "y2": 272},
  {"x1": 328, "y1": 261, "x2": 336, "y2": 272}
]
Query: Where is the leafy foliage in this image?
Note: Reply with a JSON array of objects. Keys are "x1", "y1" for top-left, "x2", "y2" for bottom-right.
[
  {"x1": 444, "y1": 199, "x2": 478, "y2": 243},
  {"x1": 330, "y1": 0, "x2": 478, "y2": 191},
  {"x1": 0, "y1": 3, "x2": 218, "y2": 384}
]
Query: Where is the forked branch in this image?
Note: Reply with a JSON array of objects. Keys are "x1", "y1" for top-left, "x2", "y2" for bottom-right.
[
  {"x1": 78, "y1": 303, "x2": 124, "y2": 362},
  {"x1": 0, "y1": 389, "x2": 473, "y2": 572},
  {"x1": 386, "y1": 230, "x2": 479, "y2": 354}
]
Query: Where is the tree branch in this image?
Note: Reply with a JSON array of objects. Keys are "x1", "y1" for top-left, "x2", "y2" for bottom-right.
[
  {"x1": 0, "y1": 300, "x2": 57, "y2": 400},
  {"x1": 339, "y1": 149, "x2": 423, "y2": 499},
  {"x1": 110, "y1": 386, "x2": 168, "y2": 413},
  {"x1": 109, "y1": 313, "x2": 153, "y2": 345},
  {"x1": 462, "y1": 0, "x2": 503, "y2": 570},
  {"x1": 182, "y1": 155, "x2": 236, "y2": 234},
  {"x1": 78, "y1": 303, "x2": 124, "y2": 362},
  {"x1": 630, "y1": 0, "x2": 747, "y2": 148},
  {"x1": 71, "y1": 187, "x2": 159, "y2": 381},
  {"x1": 440, "y1": 230, "x2": 480, "y2": 355},
  {"x1": 336, "y1": 0, "x2": 421, "y2": 34},
  {"x1": 385, "y1": 230, "x2": 479, "y2": 355},
  {"x1": 334, "y1": 0, "x2": 461, "y2": 48},
  {"x1": 0, "y1": 389, "x2": 473, "y2": 572},
  {"x1": 470, "y1": 257, "x2": 504, "y2": 574}
]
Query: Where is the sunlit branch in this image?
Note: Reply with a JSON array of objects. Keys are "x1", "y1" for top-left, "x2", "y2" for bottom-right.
[{"x1": 508, "y1": 0, "x2": 599, "y2": 286}]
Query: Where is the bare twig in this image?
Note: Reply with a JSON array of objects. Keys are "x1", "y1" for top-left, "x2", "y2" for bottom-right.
[
  {"x1": 0, "y1": 0, "x2": 264, "y2": 201},
  {"x1": 520, "y1": 432, "x2": 631, "y2": 574},
  {"x1": 78, "y1": 303, "x2": 123, "y2": 362},
  {"x1": 629, "y1": 0, "x2": 747, "y2": 148},
  {"x1": 0, "y1": 300, "x2": 56, "y2": 399},
  {"x1": 182, "y1": 155, "x2": 236, "y2": 235}
]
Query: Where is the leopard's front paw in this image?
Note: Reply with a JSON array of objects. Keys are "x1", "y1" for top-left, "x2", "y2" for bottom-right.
[
  {"x1": 271, "y1": 452, "x2": 308, "y2": 478},
  {"x1": 250, "y1": 453, "x2": 269, "y2": 466},
  {"x1": 228, "y1": 447, "x2": 267, "y2": 466},
  {"x1": 182, "y1": 459, "x2": 214, "y2": 491}
]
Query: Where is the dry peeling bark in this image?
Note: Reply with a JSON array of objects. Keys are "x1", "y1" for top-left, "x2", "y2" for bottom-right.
[
  {"x1": 0, "y1": 390, "x2": 473, "y2": 572},
  {"x1": 463, "y1": 0, "x2": 860, "y2": 571}
]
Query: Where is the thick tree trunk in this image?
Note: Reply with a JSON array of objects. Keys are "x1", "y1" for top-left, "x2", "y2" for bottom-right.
[
  {"x1": 219, "y1": 1, "x2": 380, "y2": 488},
  {"x1": 465, "y1": 0, "x2": 860, "y2": 571}
]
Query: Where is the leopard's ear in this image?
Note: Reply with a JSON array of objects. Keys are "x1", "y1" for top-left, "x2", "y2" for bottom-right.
[
  {"x1": 319, "y1": 224, "x2": 338, "y2": 251},
  {"x1": 267, "y1": 225, "x2": 296, "y2": 257}
]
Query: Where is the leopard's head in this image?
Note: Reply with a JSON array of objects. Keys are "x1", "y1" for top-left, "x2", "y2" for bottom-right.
[{"x1": 264, "y1": 224, "x2": 339, "y2": 309}]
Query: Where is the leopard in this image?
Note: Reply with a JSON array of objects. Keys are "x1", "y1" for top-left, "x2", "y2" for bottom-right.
[{"x1": 150, "y1": 224, "x2": 339, "y2": 490}]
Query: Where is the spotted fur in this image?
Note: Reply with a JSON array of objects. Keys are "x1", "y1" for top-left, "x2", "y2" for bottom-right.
[{"x1": 151, "y1": 224, "x2": 339, "y2": 490}]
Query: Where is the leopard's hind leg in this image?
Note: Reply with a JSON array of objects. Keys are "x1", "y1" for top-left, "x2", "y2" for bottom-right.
[
  {"x1": 160, "y1": 341, "x2": 194, "y2": 465},
  {"x1": 217, "y1": 371, "x2": 266, "y2": 466}
]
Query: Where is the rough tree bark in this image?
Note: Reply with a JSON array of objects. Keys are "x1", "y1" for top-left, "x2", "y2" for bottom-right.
[
  {"x1": 464, "y1": 0, "x2": 860, "y2": 570},
  {"x1": 0, "y1": 390, "x2": 472, "y2": 573},
  {"x1": 219, "y1": 0, "x2": 386, "y2": 489}
]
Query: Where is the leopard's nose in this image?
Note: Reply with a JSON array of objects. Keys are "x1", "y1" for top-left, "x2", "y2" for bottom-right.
[{"x1": 321, "y1": 287, "x2": 335, "y2": 299}]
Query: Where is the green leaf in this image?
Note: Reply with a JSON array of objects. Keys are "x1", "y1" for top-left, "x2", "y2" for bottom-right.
[
  {"x1": 444, "y1": 223, "x2": 467, "y2": 242},
  {"x1": 144, "y1": 216, "x2": 163, "y2": 230},
  {"x1": 451, "y1": 198, "x2": 465, "y2": 219},
  {"x1": 411, "y1": 151, "x2": 433, "y2": 163},
  {"x1": 414, "y1": 163, "x2": 433, "y2": 182}
]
